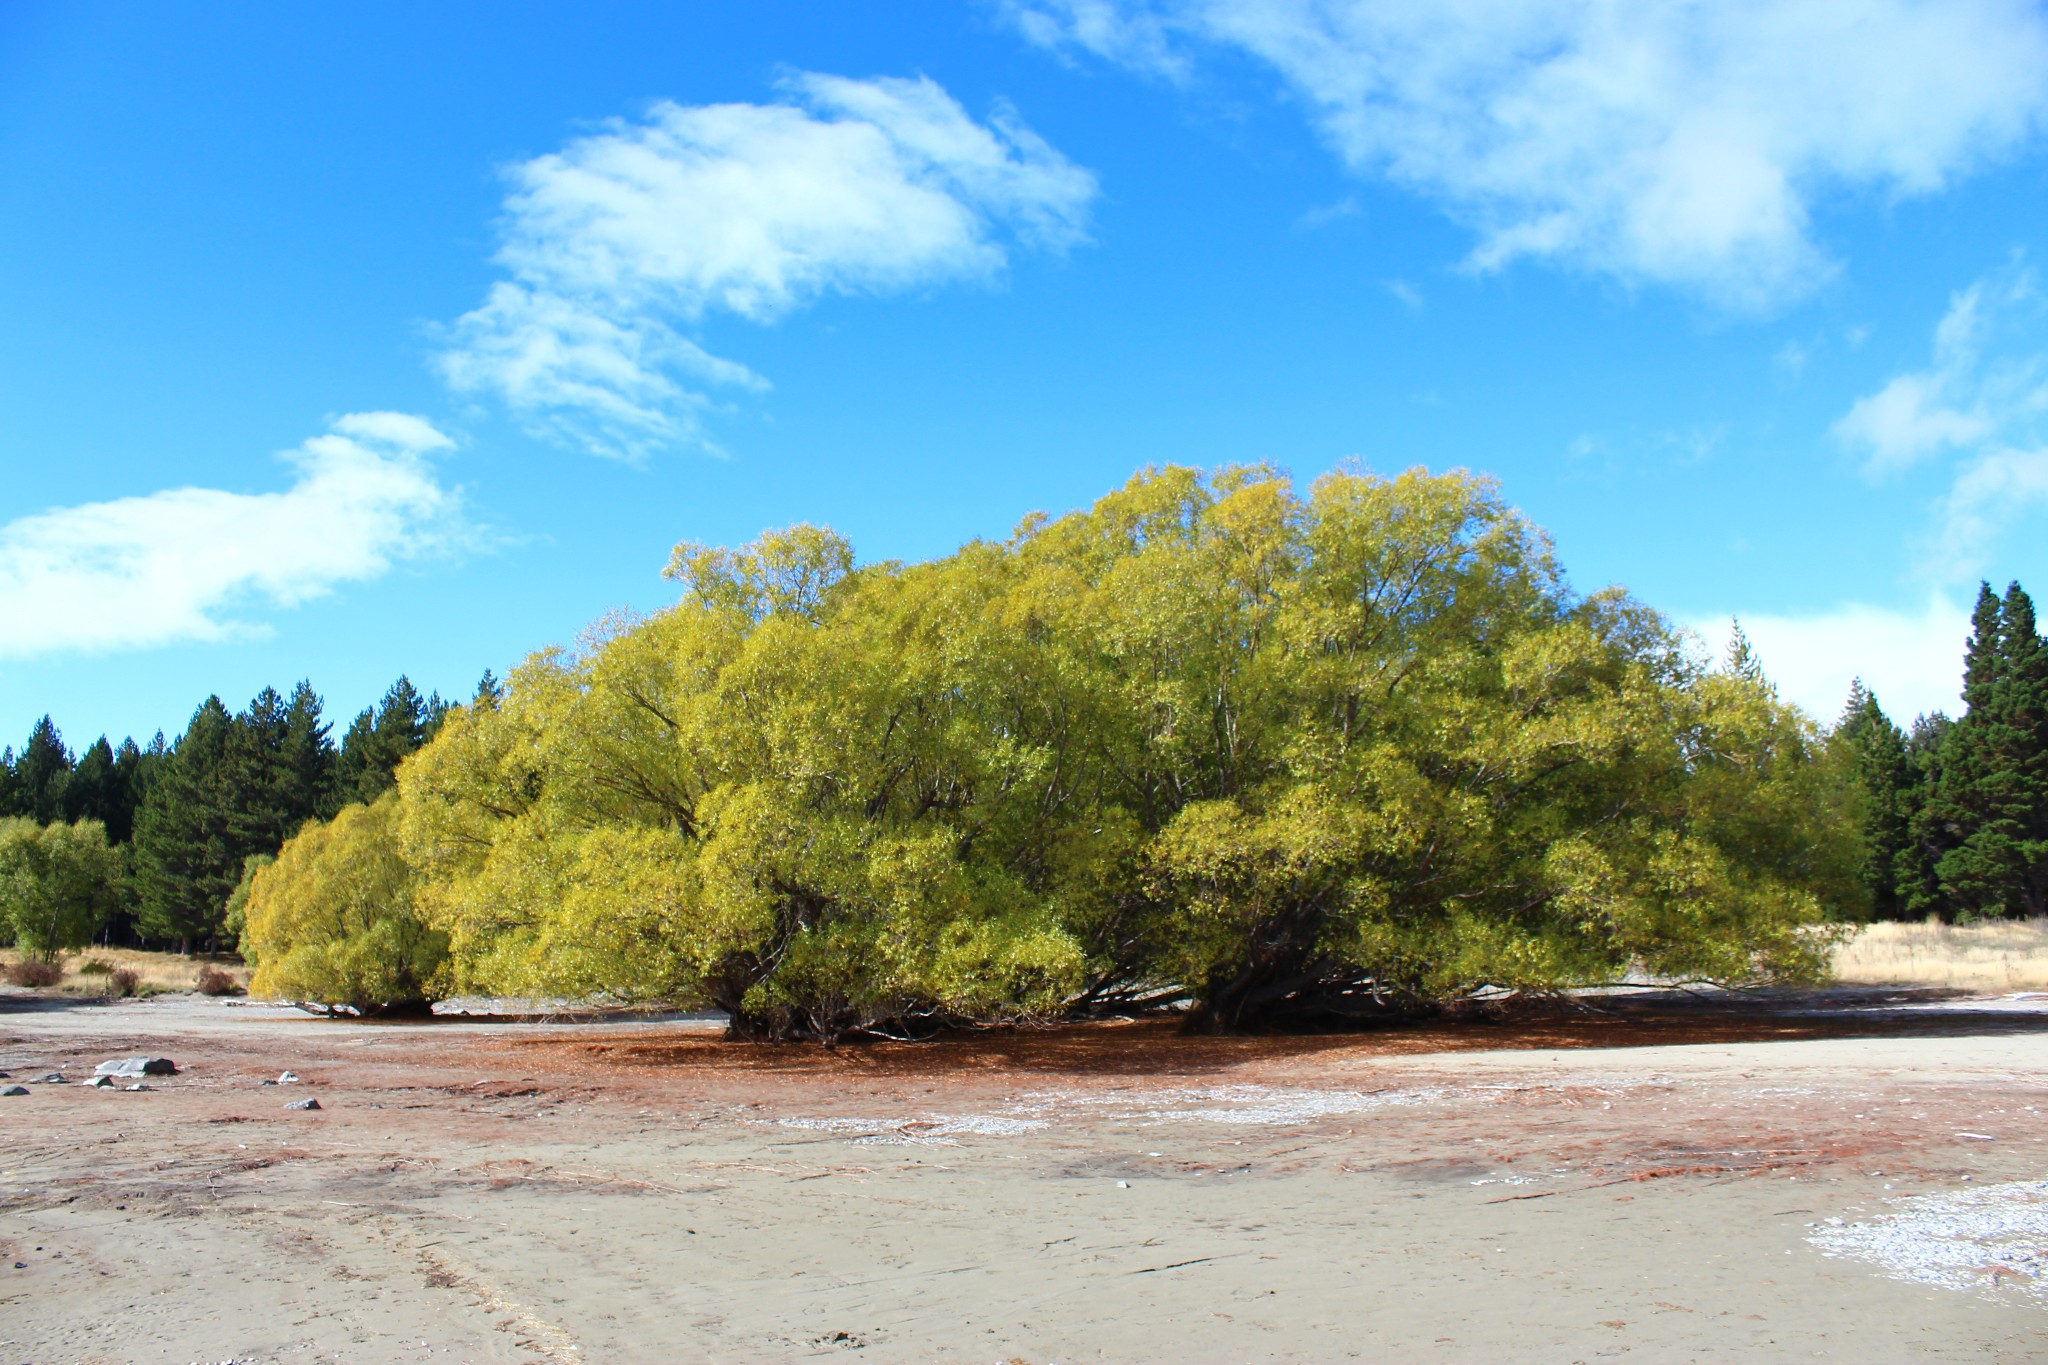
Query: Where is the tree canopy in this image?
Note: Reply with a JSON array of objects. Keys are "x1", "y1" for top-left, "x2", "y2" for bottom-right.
[{"x1": 364, "y1": 465, "x2": 1857, "y2": 1038}]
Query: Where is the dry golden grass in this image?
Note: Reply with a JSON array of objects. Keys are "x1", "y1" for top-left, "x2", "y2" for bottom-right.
[
  {"x1": 1831, "y1": 916, "x2": 2048, "y2": 991},
  {"x1": 0, "y1": 947, "x2": 248, "y2": 997}
]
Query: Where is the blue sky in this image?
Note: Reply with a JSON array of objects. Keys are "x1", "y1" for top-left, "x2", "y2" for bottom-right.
[{"x1": 5, "y1": 1, "x2": 2048, "y2": 749}]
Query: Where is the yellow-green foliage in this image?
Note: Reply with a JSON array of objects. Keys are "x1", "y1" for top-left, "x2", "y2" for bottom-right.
[
  {"x1": 243, "y1": 793, "x2": 447, "y2": 1011},
  {"x1": 0, "y1": 818, "x2": 122, "y2": 960},
  {"x1": 369, "y1": 465, "x2": 1861, "y2": 1037}
]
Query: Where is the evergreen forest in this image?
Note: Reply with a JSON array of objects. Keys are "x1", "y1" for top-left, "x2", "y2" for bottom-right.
[{"x1": 5, "y1": 465, "x2": 2045, "y2": 1038}]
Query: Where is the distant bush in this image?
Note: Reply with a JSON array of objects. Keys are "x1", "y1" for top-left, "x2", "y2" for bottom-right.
[
  {"x1": 194, "y1": 965, "x2": 240, "y2": 996},
  {"x1": 5, "y1": 959, "x2": 63, "y2": 988},
  {"x1": 76, "y1": 957, "x2": 114, "y2": 975},
  {"x1": 107, "y1": 967, "x2": 140, "y2": 997},
  {"x1": 0, "y1": 818, "x2": 122, "y2": 961}
]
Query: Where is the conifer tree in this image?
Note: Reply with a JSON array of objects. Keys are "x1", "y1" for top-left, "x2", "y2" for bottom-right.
[
  {"x1": 0, "y1": 749, "x2": 21, "y2": 819},
  {"x1": 62, "y1": 737, "x2": 121, "y2": 829},
  {"x1": 1912, "y1": 582, "x2": 2048, "y2": 918},
  {"x1": 131, "y1": 697, "x2": 240, "y2": 951},
  {"x1": 1895, "y1": 712, "x2": 1950, "y2": 918},
  {"x1": 1835, "y1": 681, "x2": 1913, "y2": 919},
  {"x1": 283, "y1": 681, "x2": 337, "y2": 821},
  {"x1": 336, "y1": 677, "x2": 442, "y2": 804},
  {"x1": 15, "y1": 717, "x2": 72, "y2": 824}
]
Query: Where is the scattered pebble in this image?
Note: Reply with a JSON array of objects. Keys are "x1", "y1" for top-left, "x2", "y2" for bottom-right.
[{"x1": 125, "y1": 1083, "x2": 151, "y2": 1092}]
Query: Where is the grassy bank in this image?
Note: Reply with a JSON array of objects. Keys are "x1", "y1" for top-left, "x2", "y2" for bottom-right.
[
  {"x1": 0, "y1": 947, "x2": 248, "y2": 997},
  {"x1": 1831, "y1": 917, "x2": 2048, "y2": 991}
]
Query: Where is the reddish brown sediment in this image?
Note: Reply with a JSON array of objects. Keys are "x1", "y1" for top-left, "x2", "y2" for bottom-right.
[{"x1": 1, "y1": 990, "x2": 2044, "y2": 1361}]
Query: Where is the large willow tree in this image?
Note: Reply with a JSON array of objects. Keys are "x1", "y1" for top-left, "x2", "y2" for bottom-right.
[{"x1": 260, "y1": 465, "x2": 1858, "y2": 1038}]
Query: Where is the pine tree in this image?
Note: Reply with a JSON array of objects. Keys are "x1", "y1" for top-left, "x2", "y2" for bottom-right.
[
  {"x1": 1894, "y1": 712, "x2": 1950, "y2": 918},
  {"x1": 131, "y1": 698, "x2": 240, "y2": 951},
  {"x1": 1915, "y1": 582, "x2": 2048, "y2": 918},
  {"x1": 226, "y1": 687, "x2": 300, "y2": 857},
  {"x1": 1836, "y1": 680, "x2": 1914, "y2": 919},
  {"x1": 474, "y1": 669, "x2": 504, "y2": 710},
  {"x1": 336, "y1": 677, "x2": 439, "y2": 804},
  {"x1": 15, "y1": 716, "x2": 73, "y2": 824},
  {"x1": 0, "y1": 748, "x2": 21, "y2": 818},
  {"x1": 62, "y1": 737, "x2": 122, "y2": 830},
  {"x1": 105, "y1": 738, "x2": 150, "y2": 844},
  {"x1": 282, "y1": 681, "x2": 337, "y2": 822}
]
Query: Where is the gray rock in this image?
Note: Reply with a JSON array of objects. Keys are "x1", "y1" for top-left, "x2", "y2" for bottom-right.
[
  {"x1": 81, "y1": 1076, "x2": 115, "y2": 1089},
  {"x1": 259, "y1": 1078, "x2": 277, "y2": 1086},
  {"x1": 284, "y1": 1098, "x2": 321, "y2": 1111},
  {"x1": 124, "y1": 1083, "x2": 151, "y2": 1092},
  {"x1": 94, "y1": 1057, "x2": 177, "y2": 1077},
  {"x1": 276, "y1": 1071, "x2": 300, "y2": 1083},
  {"x1": 33, "y1": 1073, "x2": 63, "y2": 1084},
  {"x1": 1, "y1": 1085, "x2": 27, "y2": 1096}
]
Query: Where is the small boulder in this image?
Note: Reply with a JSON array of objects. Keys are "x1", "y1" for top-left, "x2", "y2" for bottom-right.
[
  {"x1": 277, "y1": 1071, "x2": 300, "y2": 1084},
  {"x1": 94, "y1": 1057, "x2": 176, "y2": 1078},
  {"x1": 81, "y1": 1076, "x2": 115, "y2": 1089},
  {"x1": 259, "y1": 1078, "x2": 277, "y2": 1087},
  {"x1": 284, "y1": 1098, "x2": 321, "y2": 1111},
  {"x1": 33, "y1": 1073, "x2": 64, "y2": 1084},
  {"x1": 1, "y1": 1085, "x2": 27, "y2": 1097}
]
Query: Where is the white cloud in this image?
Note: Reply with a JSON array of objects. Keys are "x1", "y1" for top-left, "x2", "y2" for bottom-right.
[
  {"x1": 1689, "y1": 596, "x2": 1971, "y2": 724},
  {"x1": 440, "y1": 73, "x2": 1098, "y2": 459},
  {"x1": 1833, "y1": 260, "x2": 2048, "y2": 579},
  {"x1": 0, "y1": 414, "x2": 466, "y2": 659},
  {"x1": 1012, "y1": 0, "x2": 2048, "y2": 306}
]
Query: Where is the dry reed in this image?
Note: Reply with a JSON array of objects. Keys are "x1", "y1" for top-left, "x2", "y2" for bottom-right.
[{"x1": 1831, "y1": 916, "x2": 2048, "y2": 991}]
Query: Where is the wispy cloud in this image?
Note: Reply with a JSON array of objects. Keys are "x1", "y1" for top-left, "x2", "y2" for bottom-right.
[
  {"x1": 0, "y1": 414, "x2": 468, "y2": 659},
  {"x1": 1011, "y1": 0, "x2": 2048, "y2": 308},
  {"x1": 1688, "y1": 596, "x2": 1972, "y2": 723},
  {"x1": 1835, "y1": 265, "x2": 2047, "y2": 473},
  {"x1": 440, "y1": 72, "x2": 1099, "y2": 460},
  {"x1": 1833, "y1": 259, "x2": 2048, "y2": 580}
]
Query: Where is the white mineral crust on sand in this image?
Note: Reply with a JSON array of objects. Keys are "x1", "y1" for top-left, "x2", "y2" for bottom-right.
[{"x1": 1809, "y1": 1180, "x2": 2048, "y2": 1298}]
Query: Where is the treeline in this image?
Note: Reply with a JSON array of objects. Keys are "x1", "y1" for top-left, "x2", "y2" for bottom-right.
[
  {"x1": 239, "y1": 466, "x2": 1862, "y2": 1038},
  {"x1": 0, "y1": 677, "x2": 459, "y2": 957},
  {"x1": 1837, "y1": 581, "x2": 2048, "y2": 922}
]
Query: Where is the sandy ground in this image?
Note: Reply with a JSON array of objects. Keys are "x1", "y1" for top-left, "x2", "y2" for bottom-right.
[{"x1": 2, "y1": 990, "x2": 2046, "y2": 1363}]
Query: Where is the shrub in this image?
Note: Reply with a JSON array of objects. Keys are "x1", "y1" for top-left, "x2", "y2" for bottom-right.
[
  {"x1": 107, "y1": 967, "x2": 140, "y2": 997},
  {"x1": 76, "y1": 957, "x2": 114, "y2": 975},
  {"x1": 244, "y1": 791, "x2": 447, "y2": 1015},
  {"x1": 392, "y1": 468, "x2": 1859, "y2": 1039},
  {"x1": 194, "y1": 965, "x2": 241, "y2": 996},
  {"x1": 4, "y1": 959, "x2": 64, "y2": 988}
]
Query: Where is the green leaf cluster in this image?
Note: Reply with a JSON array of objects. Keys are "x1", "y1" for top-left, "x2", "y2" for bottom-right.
[{"x1": 0, "y1": 818, "x2": 123, "y2": 961}]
